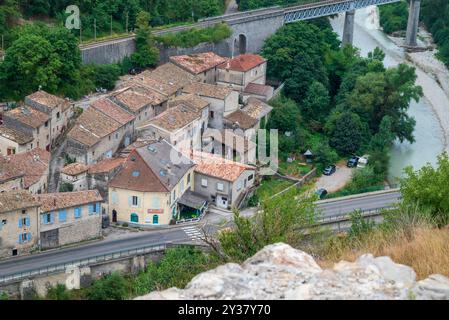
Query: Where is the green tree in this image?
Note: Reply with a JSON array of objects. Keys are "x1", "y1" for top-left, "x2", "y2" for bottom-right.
[
  {"x1": 400, "y1": 152, "x2": 449, "y2": 225},
  {"x1": 218, "y1": 188, "x2": 316, "y2": 261},
  {"x1": 86, "y1": 272, "x2": 129, "y2": 300},
  {"x1": 300, "y1": 81, "x2": 331, "y2": 124},
  {"x1": 130, "y1": 11, "x2": 159, "y2": 68},
  {"x1": 267, "y1": 96, "x2": 301, "y2": 133},
  {"x1": 325, "y1": 111, "x2": 368, "y2": 156}
]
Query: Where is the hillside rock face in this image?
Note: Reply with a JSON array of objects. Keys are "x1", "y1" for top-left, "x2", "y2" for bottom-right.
[{"x1": 136, "y1": 243, "x2": 449, "y2": 300}]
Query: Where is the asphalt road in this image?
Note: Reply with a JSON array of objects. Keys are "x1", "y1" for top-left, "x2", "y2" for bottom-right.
[
  {"x1": 316, "y1": 190, "x2": 401, "y2": 217},
  {"x1": 0, "y1": 190, "x2": 402, "y2": 277}
]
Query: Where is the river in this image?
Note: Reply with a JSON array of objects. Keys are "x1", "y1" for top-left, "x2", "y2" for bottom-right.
[{"x1": 330, "y1": 7, "x2": 445, "y2": 184}]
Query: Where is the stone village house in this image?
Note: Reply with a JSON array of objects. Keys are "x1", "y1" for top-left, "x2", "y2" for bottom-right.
[{"x1": 169, "y1": 52, "x2": 227, "y2": 84}]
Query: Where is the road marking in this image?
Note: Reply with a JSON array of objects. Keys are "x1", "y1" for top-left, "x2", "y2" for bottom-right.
[{"x1": 182, "y1": 226, "x2": 203, "y2": 242}]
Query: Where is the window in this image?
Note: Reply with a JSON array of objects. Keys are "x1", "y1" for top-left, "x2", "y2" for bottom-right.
[
  {"x1": 151, "y1": 196, "x2": 161, "y2": 209},
  {"x1": 37, "y1": 128, "x2": 40, "y2": 134},
  {"x1": 42, "y1": 213, "x2": 52, "y2": 225},
  {"x1": 187, "y1": 173, "x2": 191, "y2": 184},
  {"x1": 210, "y1": 111, "x2": 214, "y2": 118},
  {"x1": 19, "y1": 233, "x2": 32, "y2": 244},
  {"x1": 45, "y1": 121, "x2": 49, "y2": 127},
  {"x1": 59, "y1": 210, "x2": 67, "y2": 222},
  {"x1": 18, "y1": 216, "x2": 30, "y2": 228},
  {"x1": 22, "y1": 209, "x2": 26, "y2": 214},
  {"x1": 115, "y1": 133, "x2": 119, "y2": 139},
  {"x1": 237, "y1": 180, "x2": 243, "y2": 191},
  {"x1": 248, "y1": 174, "x2": 254, "y2": 181},
  {"x1": 74, "y1": 207, "x2": 81, "y2": 219},
  {"x1": 111, "y1": 191, "x2": 118, "y2": 205},
  {"x1": 132, "y1": 171, "x2": 140, "y2": 177},
  {"x1": 172, "y1": 190, "x2": 176, "y2": 203},
  {"x1": 216, "y1": 183, "x2": 224, "y2": 191},
  {"x1": 57, "y1": 112, "x2": 60, "y2": 119},
  {"x1": 132, "y1": 196, "x2": 138, "y2": 206},
  {"x1": 2, "y1": 219, "x2": 7, "y2": 226},
  {"x1": 180, "y1": 179, "x2": 184, "y2": 192},
  {"x1": 201, "y1": 179, "x2": 208, "y2": 187}
]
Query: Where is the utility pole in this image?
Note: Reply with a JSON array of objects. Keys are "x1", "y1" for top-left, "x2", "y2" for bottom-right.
[
  {"x1": 110, "y1": 15, "x2": 113, "y2": 36},
  {"x1": 94, "y1": 18, "x2": 97, "y2": 40},
  {"x1": 80, "y1": 21, "x2": 82, "y2": 43},
  {"x1": 1, "y1": 35, "x2": 3, "y2": 51}
]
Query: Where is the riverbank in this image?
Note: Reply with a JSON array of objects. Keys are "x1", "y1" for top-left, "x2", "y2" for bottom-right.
[{"x1": 388, "y1": 31, "x2": 449, "y2": 152}]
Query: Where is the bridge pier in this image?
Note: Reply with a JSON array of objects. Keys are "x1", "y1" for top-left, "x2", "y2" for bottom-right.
[
  {"x1": 405, "y1": 0, "x2": 421, "y2": 47},
  {"x1": 342, "y1": 9, "x2": 355, "y2": 46}
]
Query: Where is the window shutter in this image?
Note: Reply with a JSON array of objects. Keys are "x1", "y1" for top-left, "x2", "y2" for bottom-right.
[
  {"x1": 78, "y1": 207, "x2": 82, "y2": 217},
  {"x1": 50, "y1": 213, "x2": 55, "y2": 224},
  {"x1": 111, "y1": 192, "x2": 118, "y2": 204},
  {"x1": 26, "y1": 217, "x2": 30, "y2": 226},
  {"x1": 60, "y1": 210, "x2": 67, "y2": 222},
  {"x1": 18, "y1": 218, "x2": 22, "y2": 228},
  {"x1": 18, "y1": 234, "x2": 23, "y2": 244},
  {"x1": 137, "y1": 197, "x2": 141, "y2": 208},
  {"x1": 88, "y1": 204, "x2": 93, "y2": 215},
  {"x1": 41, "y1": 214, "x2": 46, "y2": 225},
  {"x1": 128, "y1": 196, "x2": 133, "y2": 206},
  {"x1": 96, "y1": 203, "x2": 101, "y2": 214},
  {"x1": 28, "y1": 233, "x2": 32, "y2": 241}
]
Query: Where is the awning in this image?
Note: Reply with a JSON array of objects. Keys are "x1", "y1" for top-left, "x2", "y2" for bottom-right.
[{"x1": 178, "y1": 190, "x2": 208, "y2": 210}]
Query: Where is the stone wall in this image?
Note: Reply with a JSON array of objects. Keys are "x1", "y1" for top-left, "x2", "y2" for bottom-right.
[{"x1": 137, "y1": 243, "x2": 449, "y2": 300}]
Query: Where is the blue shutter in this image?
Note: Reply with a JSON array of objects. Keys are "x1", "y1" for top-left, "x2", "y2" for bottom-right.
[
  {"x1": 18, "y1": 218, "x2": 22, "y2": 228},
  {"x1": 26, "y1": 217, "x2": 30, "y2": 226},
  {"x1": 96, "y1": 203, "x2": 101, "y2": 214},
  {"x1": 59, "y1": 210, "x2": 67, "y2": 222},
  {"x1": 50, "y1": 213, "x2": 55, "y2": 224},
  {"x1": 111, "y1": 192, "x2": 118, "y2": 204},
  {"x1": 27, "y1": 233, "x2": 32, "y2": 241},
  {"x1": 18, "y1": 234, "x2": 23, "y2": 244},
  {"x1": 128, "y1": 196, "x2": 132, "y2": 206},
  {"x1": 41, "y1": 214, "x2": 46, "y2": 225},
  {"x1": 88, "y1": 204, "x2": 93, "y2": 215}
]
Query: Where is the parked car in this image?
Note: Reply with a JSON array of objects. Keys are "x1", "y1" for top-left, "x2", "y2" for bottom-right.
[
  {"x1": 323, "y1": 164, "x2": 336, "y2": 176},
  {"x1": 347, "y1": 156, "x2": 359, "y2": 168},
  {"x1": 315, "y1": 188, "x2": 328, "y2": 199},
  {"x1": 357, "y1": 155, "x2": 369, "y2": 168},
  {"x1": 128, "y1": 67, "x2": 143, "y2": 75}
]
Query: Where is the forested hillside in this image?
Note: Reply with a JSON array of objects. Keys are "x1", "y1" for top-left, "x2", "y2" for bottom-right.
[{"x1": 236, "y1": 0, "x2": 318, "y2": 11}]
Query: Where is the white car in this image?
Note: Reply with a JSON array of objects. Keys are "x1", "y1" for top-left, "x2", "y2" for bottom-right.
[{"x1": 357, "y1": 155, "x2": 369, "y2": 168}]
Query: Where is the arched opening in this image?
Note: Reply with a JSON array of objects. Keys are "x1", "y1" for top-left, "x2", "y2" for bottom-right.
[
  {"x1": 233, "y1": 34, "x2": 247, "y2": 56},
  {"x1": 112, "y1": 210, "x2": 117, "y2": 223},
  {"x1": 130, "y1": 213, "x2": 139, "y2": 223}
]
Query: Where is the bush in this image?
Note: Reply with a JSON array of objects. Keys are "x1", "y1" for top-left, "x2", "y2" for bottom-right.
[
  {"x1": 157, "y1": 23, "x2": 232, "y2": 48},
  {"x1": 0, "y1": 292, "x2": 9, "y2": 300},
  {"x1": 86, "y1": 272, "x2": 130, "y2": 300},
  {"x1": 59, "y1": 182, "x2": 74, "y2": 193},
  {"x1": 379, "y1": 2, "x2": 408, "y2": 34},
  {"x1": 46, "y1": 284, "x2": 71, "y2": 300}
]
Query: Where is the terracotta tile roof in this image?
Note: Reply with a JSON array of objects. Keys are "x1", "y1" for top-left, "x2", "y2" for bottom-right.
[
  {"x1": 88, "y1": 157, "x2": 126, "y2": 174},
  {"x1": 224, "y1": 109, "x2": 258, "y2": 130},
  {"x1": 169, "y1": 52, "x2": 227, "y2": 75},
  {"x1": 35, "y1": 190, "x2": 103, "y2": 212},
  {"x1": 5, "y1": 106, "x2": 50, "y2": 129},
  {"x1": 0, "y1": 160, "x2": 24, "y2": 184},
  {"x1": 109, "y1": 140, "x2": 194, "y2": 192},
  {"x1": 67, "y1": 107, "x2": 122, "y2": 147},
  {"x1": 111, "y1": 86, "x2": 166, "y2": 113},
  {"x1": 126, "y1": 64, "x2": 194, "y2": 97},
  {"x1": 218, "y1": 54, "x2": 266, "y2": 72},
  {"x1": 244, "y1": 83, "x2": 273, "y2": 96},
  {"x1": 61, "y1": 162, "x2": 89, "y2": 176},
  {"x1": 203, "y1": 128, "x2": 256, "y2": 153},
  {"x1": 169, "y1": 94, "x2": 210, "y2": 111},
  {"x1": 189, "y1": 151, "x2": 255, "y2": 182},
  {"x1": 25, "y1": 90, "x2": 72, "y2": 112},
  {"x1": 241, "y1": 97, "x2": 273, "y2": 120},
  {"x1": 141, "y1": 103, "x2": 200, "y2": 132},
  {"x1": 182, "y1": 82, "x2": 233, "y2": 100},
  {"x1": 0, "y1": 125, "x2": 33, "y2": 144},
  {"x1": 91, "y1": 98, "x2": 135, "y2": 125},
  {"x1": 0, "y1": 190, "x2": 41, "y2": 213},
  {"x1": 0, "y1": 148, "x2": 50, "y2": 189}
]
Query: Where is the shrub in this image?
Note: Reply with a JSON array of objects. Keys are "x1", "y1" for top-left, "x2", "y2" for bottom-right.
[
  {"x1": 59, "y1": 182, "x2": 74, "y2": 193},
  {"x1": 46, "y1": 284, "x2": 71, "y2": 300},
  {"x1": 86, "y1": 272, "x2": 130, "y2": 300}
]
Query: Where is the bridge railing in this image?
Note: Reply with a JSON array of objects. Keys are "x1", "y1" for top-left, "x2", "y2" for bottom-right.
[
  {"x1": 0, "y1": 242, "x2": 172, "y2": 285},
  {"x1": 315, "y1": 205, "x2": 396, "y2": 225}
]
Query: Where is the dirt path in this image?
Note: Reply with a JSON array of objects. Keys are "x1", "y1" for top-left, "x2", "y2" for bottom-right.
[{"x1": 314, "y1": 161, "x2": 353, "y2": 193}]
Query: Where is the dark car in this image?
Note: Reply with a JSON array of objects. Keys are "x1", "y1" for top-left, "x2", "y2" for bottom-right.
[
  {"x1": 323, "y1": 164, "x2": 336, "y2": 176},
  {"x1": 315, "y1": 188, "x2": 328, "y2": 200},
  {"x1": 128, "y1": 67, "x2": 143, "y2": 75},
  {"x1": 347, "y1": 156, "x2": 359, "y2": 168}
]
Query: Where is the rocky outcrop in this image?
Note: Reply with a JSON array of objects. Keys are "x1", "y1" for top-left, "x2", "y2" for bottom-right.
[{"x1": 136, "y1": 243, "x2": 449, "y2": 300}]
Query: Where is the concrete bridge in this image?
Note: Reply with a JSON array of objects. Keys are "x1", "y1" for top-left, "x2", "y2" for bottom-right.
[{"x1": 82, "y1": 0, "x2": 421, "y2": 65}]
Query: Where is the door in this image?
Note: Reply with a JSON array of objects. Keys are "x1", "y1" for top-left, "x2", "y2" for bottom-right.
[
  {"x1": 112, "y1": 210, "x2": 117, "y2": 223},
  {"x1": 217, "y1": 195, "x2": 228, "y2": 209},
  {"x1": 40, "y1": 229, "x2": 59, "y2": 249},
  {"x1": 153, "y1": 215, "x2": 159, "y2": 225}
]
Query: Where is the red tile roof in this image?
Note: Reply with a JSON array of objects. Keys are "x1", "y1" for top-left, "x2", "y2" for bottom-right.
[
  {"x1": 91, "y1": 98, "x2": 135, "y2": 125},
  {"x1": 26, "y1": 90, "x2": 72, "y2": 112},
  {"x1": 189, "y1": 151, "x2": 255, "y2": 182},
  {"x1": 61, "y1": 162, "x2": 89, "y2": 176},
  {"x1": 244, "y1": 83, "x2": 273, "y2": 96},
  {"x1": 170, "y1": 52, "x2": 227, "y2": 75},
  {"x1": 218, "y1": 54, "x2": 266, "y2": 72},
  {"x1": 0, "y1": 148, "x2": 50, "y2": 189},
  {"x1": 35, "y1": 190, "x2": 103, "y2": 212},
  {"x1": 88, "y1": 157, "x2": 126, "y2": 174},
  {"x1": 5, "y1": 106, "x2": 50, "y2": 129},
  {"x1": 224, "y1": 109, "x2": 259, "y2": 130},
  {"x1": 0, "y1": 190, "x2": 41, "y2": 213}
]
